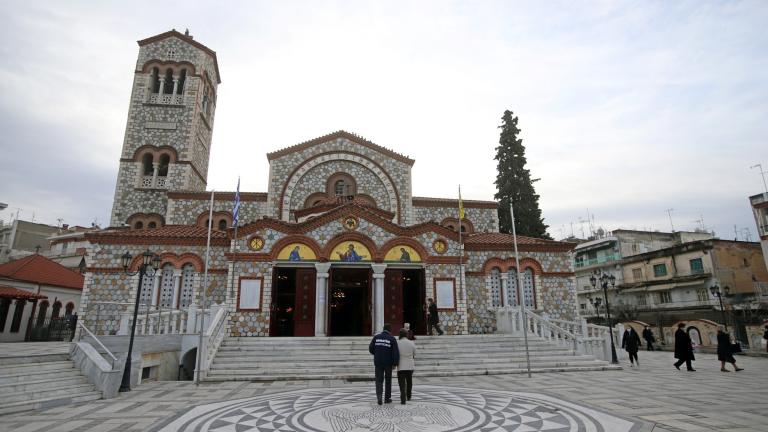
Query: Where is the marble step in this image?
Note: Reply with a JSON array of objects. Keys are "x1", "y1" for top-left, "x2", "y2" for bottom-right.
[
  {"x1": 211, "y1": 353, "x2": 586, "y2": 366},
  {"x1": 0, "y1": 368, "x2": 83, "y2": 385},
  {"x1": 0, "y1": 361, "x2": 76, "y2": 376},
  {"x1": 0, "y1": 383, "x2": 96, "y2": 405},
  {"x1": 0, "y1": 375, "x2": 90, "y2": 393},
  {"x1": 0, "y1": 353, "x2": 70, "y2": 366},
  {"x1": 205, "y1": 364, "x2": 621, "y2": 382},
  {"x1": 0, "y1": 391, "x2": 102, "y2": 416}
]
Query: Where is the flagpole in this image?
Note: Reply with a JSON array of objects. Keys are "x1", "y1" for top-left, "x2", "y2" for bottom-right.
[
  {"x1": 458, "y1": 185, "x2": 465, "y2": 334},
  {"x1": 510, "y1": 200, "x2": 532, "y2": 378},
  {"x1": 195, "y1": 190, "x2": 215, "y2": 386},
  {"x1": 229, "y1": 178, "x2": 240, "y2": 301}
]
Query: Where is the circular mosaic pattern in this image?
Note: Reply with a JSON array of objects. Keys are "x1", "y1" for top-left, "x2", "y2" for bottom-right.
[{"x1": 154, "y1": 385, "x2": 642, "y2": 432}]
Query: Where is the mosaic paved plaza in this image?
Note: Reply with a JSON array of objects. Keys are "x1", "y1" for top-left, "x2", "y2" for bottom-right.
[{"x1": 1, "y1": 351, "x2": 767, "y2": 432}]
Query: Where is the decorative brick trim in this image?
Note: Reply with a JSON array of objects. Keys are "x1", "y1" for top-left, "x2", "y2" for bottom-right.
[
  {"x1": 137, "y1": 30, "x2": 221, "y2": 83},
  {"x1": 464, "y1": 243, "x2": 574, "y2": 253},
  {"x1": 267, "y1": 130, "x2": 415, "y2": 166},
  {"x1": 195, "y1": 211, "x2": 233, "y2": 230},
  {"x1": 465, "y1": 271, "x2": 485, "y2": 277},
  {"x1": 269, "y1": 235, "x2": 324, "y2": 261},
  {"x1": 412, "y1": 197, "x2": 497, "y2": 209},
  {"x1": 208, "y1": 268, "x2": 229, "y2": 274},
  {"x1": 130, "y1": 145, "x2": 179, "y2": 163},
  {"x1": 480, "y1": 257, "x2": 544, "y2": 275},
  {"x1": 137, "y1": 60, "x2": 197, "y2": 76},
  {"x1": 541, "y1": 272, "x2": 576, "y2": 277},
  {"x1": 440, "y1": 217, "x2": 475, "y2": 234},
  {"x1": 279, "y1": 151, "x2": 402, "y2": 224},
  {"x1": 225, "y1": 253, "x2": 272, "y2": 262},
  {"x1": 167, "y1": 191, "x2": 268, "y2": 201},
  {"x1": 425, "y1": 256, "x2": 465, "y2": 265},
  {"x1": 126, "y1": 213, "x2": 166, "y2": 229},
  {"x1": 157, "y1": 252, "x2": 205, "y2": 272}
]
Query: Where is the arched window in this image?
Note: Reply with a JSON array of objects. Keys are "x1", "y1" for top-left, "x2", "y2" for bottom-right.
[
  {"x1": 158, "y1": 154, "x2": 170, "y2": 176},
  {"x1": 139, "y1": 272, "x2": 154, "y2": 307},
  {"x1": 522, "y1": 268, "x2": 536, "y2": 308},
  {"x1": 158, "y1": 264, "x2": 175, "y2": 309},
  {"x1": 65, "y1": 302, "x2": 75, "y2": 317},
  {"x1": 326, "y1": 173, "x2": 356, "y2": 197},
  {"x1": 218, "y1": 219, "x2": 227, "y2": 231},
  {"x1": 36, "y1": 301, "x2": 49, "y2": 326},
  {"x1": 134, "y1": 221, "x2": 144, "y2": 230},
  {"x1": 334, "y1": 180, "x2": 349, "y2": 196},
  {"x1": 150, "y1": 67, "x2": 160, "y2": 93},
  {"x1": 177, "y1": 69, "x2": 186, "y2": 95},
  {"x1": 179, "y1": 264, "x2": 195, "y2": 308},
  {"x1": 147, "y1": 221, "x2": 157, "y2": 229},
  {"x1": 488, "y1": 268, "x2": 502, "y2": 307},
  {"x1": 51, "y1": 301, "x2": 62, "y2": 319},
  {"x1": 142, "y1": 153, "x2": 154, "y2": 175},
  {"x1": 506, "y1": 268, "x2": 519, "y2": 307},
  {"x1": 163, "y1": 68, "x2": 174, "y2": 94}
]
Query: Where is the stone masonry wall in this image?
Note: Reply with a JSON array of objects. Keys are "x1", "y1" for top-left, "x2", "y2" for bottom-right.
[{"x1": 412, "y1": 206, "x2": 499, "y2": 233}]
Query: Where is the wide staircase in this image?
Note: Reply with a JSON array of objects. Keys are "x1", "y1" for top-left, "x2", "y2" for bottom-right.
[
  {"x1": 0, "y1": 348, "x2": 101, "y2": 415},
  {"x1": 206, "y1": 333, "x2": 618, "y2": 382}
]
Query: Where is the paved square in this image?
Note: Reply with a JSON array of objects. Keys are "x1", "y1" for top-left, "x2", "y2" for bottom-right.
[{"x1": 1, "y1": 351, "x2": 767, "y2": 431}]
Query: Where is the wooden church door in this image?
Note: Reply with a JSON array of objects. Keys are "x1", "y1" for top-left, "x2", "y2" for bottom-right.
[
  {"x1": 294, "y1": 268, "x2": 316, "y2": 336},
  {"x1": 384, "y1": 270, "x2": 404, "y2": 329}
]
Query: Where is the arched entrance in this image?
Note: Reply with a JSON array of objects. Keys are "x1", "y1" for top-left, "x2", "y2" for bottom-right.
[
  {"x1": 270, "y1": 267, "x2": 317, "y2": 337},
  {"x1": 328, "y1": 267, "x2": 371, "y2": 336}
]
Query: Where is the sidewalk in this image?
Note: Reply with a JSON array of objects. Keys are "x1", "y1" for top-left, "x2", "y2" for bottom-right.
[{"x1": 0, "y1": 350, "x2": 765, "y2": 431}]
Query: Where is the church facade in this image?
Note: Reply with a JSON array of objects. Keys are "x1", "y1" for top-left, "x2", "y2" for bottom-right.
[{"x1": 82, "y1": 30, "x2": 577, "y2": 337}]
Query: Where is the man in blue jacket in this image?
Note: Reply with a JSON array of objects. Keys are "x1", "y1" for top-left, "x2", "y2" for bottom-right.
[{"x1": 369, "y1": 323, "x2": 399, "y2": 405}]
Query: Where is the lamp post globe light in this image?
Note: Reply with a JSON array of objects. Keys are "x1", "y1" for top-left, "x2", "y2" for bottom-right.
[
  {"x1": 119, "y1": 249, "x2": 161, "y2": 392},
  {"x1": 709, "y1": 284, "x2": 730, "y2": 333},
  {"x1": 590, "y1": 270, "x2": 619, "y2": 364}
]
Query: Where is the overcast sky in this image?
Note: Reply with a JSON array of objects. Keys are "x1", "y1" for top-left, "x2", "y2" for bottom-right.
[{"x1": 0, "y1": 1, "x2": 766, "y2": 241}]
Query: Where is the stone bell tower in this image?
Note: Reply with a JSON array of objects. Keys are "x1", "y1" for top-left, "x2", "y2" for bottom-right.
[{"x1": 109, "y1": 29, "x2": 221, "y2": 228}]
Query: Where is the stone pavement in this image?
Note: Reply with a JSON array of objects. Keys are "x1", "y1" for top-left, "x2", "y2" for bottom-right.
[{"x1": 0, "y1": 350, "x2": 766, "y2": 431}]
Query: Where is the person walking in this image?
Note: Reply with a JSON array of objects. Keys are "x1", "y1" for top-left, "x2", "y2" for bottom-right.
[
  {"x1": 369, "y1": 323, "x2": 399, "y2": 405},
  {"x1": 673, "y1": 323, "x2": 696, "y2": 371},
  {"x1": 642, "y1": 326, "x2": 655, "y2": 351},
  {"x1": 763, "y1": 325, "x2": 768, "y2": 353},
  {"x1": 403, "y1": 322, "x2": 416, "y2": 340},
  {"x1": 427, "y1": 298, "x2": 444, "y2": 336},
  {"x1": 396, "y1": 328, "x2": 416, "y2": 405},
  {"x1": 716, "y1": 326, "x2": 744, "y2": 372},
  {"x1": 622, "y1": 327, "x2": 642, "y2": 367}
]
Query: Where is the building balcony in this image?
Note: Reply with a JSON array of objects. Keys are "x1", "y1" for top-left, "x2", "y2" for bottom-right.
[{"x1": 574, "y1": 254, "x2": 620, "y2": 269}]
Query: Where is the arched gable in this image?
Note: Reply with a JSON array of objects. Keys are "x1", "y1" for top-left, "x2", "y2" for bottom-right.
[
  {"x1": 376, "y1": 237, "x2": 430, "y2": 262},
  {"x1": 321, "y1": 232, "x2": 379, "y2": 262},
  {"x1": 481, "y1": 257, "x2": 543, "y2": 275},
  {"x1": 269, "y1": 235, "x2": 323, "y2": 262}
]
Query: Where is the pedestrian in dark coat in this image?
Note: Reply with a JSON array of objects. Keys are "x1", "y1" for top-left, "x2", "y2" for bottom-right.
[
  {"x1": 763, "y1": 325, "x2": 768, "y2": 353},
  {"x1": 369, "y1": 323, "x2": 399, "y2": 405},
  {"x1": 622, "y1": 327, "x2": 642, "y2": 367},
  {"x1": 716, "y1": 326, "x2": 744, "y2": 372},
  {"x1": 673, "y1": 323, "x2": 696, "y2": 371},
  {"x1": 642, "y1": 326, "x2": 655, "y2": 351},
  {"x1": 426, "y1": 298, "x2": 443, "y2": 336}
]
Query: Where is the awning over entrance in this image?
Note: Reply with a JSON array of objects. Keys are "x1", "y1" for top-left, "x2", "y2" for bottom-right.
[{"x1": 0, "y1": 285, "x2": 48, "y2": 300}]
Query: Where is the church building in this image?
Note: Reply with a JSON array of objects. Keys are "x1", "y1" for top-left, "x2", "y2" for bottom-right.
[{"x1": 82, "y1": 30, "x2": 577, "y2": 338}]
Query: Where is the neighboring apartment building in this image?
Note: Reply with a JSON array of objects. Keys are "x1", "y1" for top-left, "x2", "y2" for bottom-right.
[
  {"x1": 750, "y1": 192, "x2": 768, "y2": 281},
  {"x1": 574, "y1": 229, "x2": 713, "y2": 320},
  {"x1": 45, "y1": 225, "x2": 100, "y2": 273},
  {"x1": 617, "y1": 239, "x2": 767, "y2": 344},
  {"x1": 0, "y1": 219, "x2": 60, "y2": 264}
]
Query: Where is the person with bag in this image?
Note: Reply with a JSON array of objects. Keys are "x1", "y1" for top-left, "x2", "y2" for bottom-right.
[
  {"x1": 716, "y1": 326, "x2": 744, "y2": 372},
  {"x1": 622, "y1": 327, "x2": 642, "y2": 367},
  {"x1": 673, "y1": 322, "x2": 696, "y2": 371},
  {"x1": 396, "y1": 328, "x2": 416, "y2": 404},
  {"x1": 426, "y1": 298, "x2": 444, "y2": 336},
  {"x1": 763, "y1": 325, "x2": 768, "y2": 353}
]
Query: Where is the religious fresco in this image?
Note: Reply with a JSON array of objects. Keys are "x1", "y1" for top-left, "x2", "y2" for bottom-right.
[
  {"x1": 384, "y1": 245, "x2": 422, "y2": 263},
  {"x1": 276, "y1": 243, "x2": 318, "y2": 261},
  {"x1": 330, "y1": 241, "x2": 371, "y2": 262}
]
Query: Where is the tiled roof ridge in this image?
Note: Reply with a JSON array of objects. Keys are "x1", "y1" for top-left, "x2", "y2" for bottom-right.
[
  {"x1": 0, "y1": 254, "x2": 36, "y2": 277},
  {"x1": 0, "y1": 254, "x2": 84, "y2": 290},
  {"x1": 266, "y1": 130, "x2": 415, "y2": 166}
]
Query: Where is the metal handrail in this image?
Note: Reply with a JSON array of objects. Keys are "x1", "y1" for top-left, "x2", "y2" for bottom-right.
[{"x1": 78, "y1": 321, "x2": 119, "y2": 368}]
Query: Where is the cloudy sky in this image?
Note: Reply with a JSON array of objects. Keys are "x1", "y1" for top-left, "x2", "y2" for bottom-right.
[{"x1": 0, "y1": 1, "x2": 766, "y2": 241}]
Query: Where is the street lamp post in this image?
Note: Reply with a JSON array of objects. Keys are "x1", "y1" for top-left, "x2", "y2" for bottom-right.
[
  {"x1": 119, "y1": 249, "x2": 161, "y2": 392},
  {"x1": 590, "y1": 270, "x2": 618, "y2": 364},
  {"x1": 709, "y1": 284, "x2": 730, "y2": 333}
]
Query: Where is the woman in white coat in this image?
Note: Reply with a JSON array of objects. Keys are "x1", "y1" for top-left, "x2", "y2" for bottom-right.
[{"x1": 396, "y1": 328, "x2": 416, "y2": 404}]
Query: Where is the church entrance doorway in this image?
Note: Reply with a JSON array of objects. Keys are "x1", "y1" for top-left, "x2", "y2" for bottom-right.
[
  {"x1": 384, "y1": 269, "x2": 427, "y2": 335},
  {"x1": 269, "y1": 267, "x2": 316, "y2": 337},
  {"x1": 328, "y1": 268, "x2": 371, "y2": 336}
]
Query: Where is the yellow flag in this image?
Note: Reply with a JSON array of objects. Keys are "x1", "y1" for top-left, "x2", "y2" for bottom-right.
[{"x1": 458, "y1": 185, "x2": 464, "y2": 220}]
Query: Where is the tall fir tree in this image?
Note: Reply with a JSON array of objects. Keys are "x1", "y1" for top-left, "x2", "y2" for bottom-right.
[{"x1": 494, "y1": 110, "x2": 551, "y2": 239}]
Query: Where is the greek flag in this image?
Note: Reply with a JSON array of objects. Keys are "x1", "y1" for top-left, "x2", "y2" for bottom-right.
[{"x1": 232, "y1": 177, "x2": 241, "y2": 227}]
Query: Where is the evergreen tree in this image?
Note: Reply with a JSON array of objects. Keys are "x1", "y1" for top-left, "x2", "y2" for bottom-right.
[{"x1": 494, "y1": 110, "x2": 551, "y2": 239}]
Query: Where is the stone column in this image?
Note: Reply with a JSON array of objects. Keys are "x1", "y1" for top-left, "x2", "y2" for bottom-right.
[
  {"x1": 172, "y1": 270, "x2": 182, "y2": 309},
  {"x1": 500, "y1": 273, "x2": 509, "y2": 307},
  {"x1": 151, "y1": 273, "x2": 162, "y2": 307},
  {"x1": 371, "y1": 264, "x2": 387, "y2": 335},
  {"x1": 151, "y1": 162, "x2": 159, "y2": 188},
  {"x1": 158, "y1": 77, "x2": 165, "y2": 95},
  {"x1": 314, "y1": 263, "x2": 332, "y2": 337},
  {"x1": 172, "y1": 77, "x2": 179, "y2": 95}
]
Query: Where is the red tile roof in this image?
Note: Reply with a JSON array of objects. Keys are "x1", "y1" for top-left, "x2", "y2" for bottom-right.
[
  {"x1": 0, "y1": 255, "x2": 84, "y2": 290},
  {"x1": 0, "y1": 285, "x2": 48, "y2": 300},
  {"x1": 464, "y1": 232, "x2": 576, "y2": 252},
  {"x1": 266, "y1": 131, "x2": 415, "y2": 166},
  {"x1": 86, "y1": 225, "x2": 230, "y2": 247}
]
